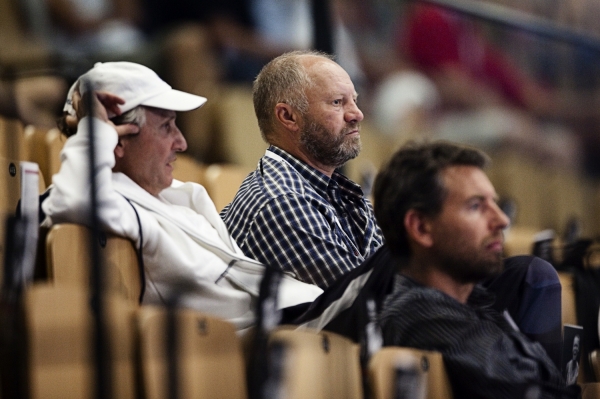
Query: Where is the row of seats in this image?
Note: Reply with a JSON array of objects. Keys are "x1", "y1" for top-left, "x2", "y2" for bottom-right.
[
  {"x1": 11, "y1": 220, "x2": 600, "y2": 399},
  {"x1": 7, "y1": 222, "x2": 453, "y2": 399}
]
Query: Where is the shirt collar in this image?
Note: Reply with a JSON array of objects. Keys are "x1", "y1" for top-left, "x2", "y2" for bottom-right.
[{"x1": 267, "y1": 145, "x2": 365, "y2": 200}]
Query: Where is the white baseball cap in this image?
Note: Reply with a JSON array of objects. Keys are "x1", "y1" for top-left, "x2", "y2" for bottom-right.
[{"x1": 64, "y1": 61, "x2": 207, "y2": 118}]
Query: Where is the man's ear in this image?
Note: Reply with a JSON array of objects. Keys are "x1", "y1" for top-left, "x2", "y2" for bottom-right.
[
  {"x1": 274, "y1": 103, "x2": 300, "y2": 132},
  {"x1": 114, "y1": 139, "x2": 126, "y2": 159},
  {"x1": 404, "y1": 209, "x2": 434, "y2": 248}
]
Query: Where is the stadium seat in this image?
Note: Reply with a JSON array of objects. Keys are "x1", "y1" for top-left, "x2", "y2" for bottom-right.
[
  {"x1": 23, "y1": 284, "x2": 137, "y2": 399},
  {"x1": 203, "y1": 163, "x2": 251, "y2": 212},
  {"x1": 267, "y1": 327, "x2": 363, "y2": 399},
  {"x1": 368, "y1": 347, "x2": 453, "y2": 399},
  {"x1": 137, "y1": 306, "x2": 248, "y2": 399},
  {"x1": 172, "y1": 153, "x2": 206, "y2": 185},
  {"x1": 45, "y1": 223, "x2": 142, "y2": 303},
  {"x1": 23, "y1": 125, "x2": 65, "y2": 185}
]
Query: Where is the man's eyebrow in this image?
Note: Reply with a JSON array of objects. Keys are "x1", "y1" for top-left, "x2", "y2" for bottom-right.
[
  {"x1": 467, "y1": 194, "x2": 500, "y2": 202},
  {"x1": 466, "y1": 195, "x2": 485, "y2": 202},
  {"x1": 161, "y1": 114, "x2": 176, "y2": 122}
]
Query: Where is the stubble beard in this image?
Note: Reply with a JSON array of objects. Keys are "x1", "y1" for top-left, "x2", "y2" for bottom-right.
[
  {"x1": 434, "y1": 237, "x2": 504, "y2": 284},
  {"x1": 299, "y1": 116, "x2": 362, "y2": 169}
]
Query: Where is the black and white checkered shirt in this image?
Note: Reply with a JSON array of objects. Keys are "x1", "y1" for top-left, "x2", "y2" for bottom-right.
[{"x1": 221, "y1": 146, "x2": 383, "y2": 289}]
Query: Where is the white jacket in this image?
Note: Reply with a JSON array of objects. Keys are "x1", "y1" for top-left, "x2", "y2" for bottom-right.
[{"x1": 42, "y1": 117, "x2": 323, "y2": 330}]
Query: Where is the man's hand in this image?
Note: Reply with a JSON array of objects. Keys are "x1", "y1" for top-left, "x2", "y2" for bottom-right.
[
  {"x1": 95, "y1": 91, "x2": 139, "y2": 137},
  {"x1": 68, "y1": 88, "x2": 139, "y2": 137}
]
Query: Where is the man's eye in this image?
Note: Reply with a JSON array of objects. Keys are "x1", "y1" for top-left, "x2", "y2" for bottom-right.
[
  {"x1": 469, "y1": 202, "x2": 481, "y2": 210},
  {"x1": 333, "y1": 99, "x2": 342, "y2": 105}
]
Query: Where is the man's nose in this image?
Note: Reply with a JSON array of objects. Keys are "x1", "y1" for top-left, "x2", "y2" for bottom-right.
[
  {"x1": 345, "y1": 101, "x2": 364, "y2": 124},
  {"x1": 174, "y1": 126, "x2": 187, "y2": 152},
  {"x1": 491, "y1": 202, "x2": 510, "y2": 230}
]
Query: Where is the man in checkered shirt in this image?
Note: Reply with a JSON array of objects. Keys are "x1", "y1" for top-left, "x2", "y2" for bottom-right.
[{"x1": 221, "y1": 50, "x2": 383, "y2": 289}]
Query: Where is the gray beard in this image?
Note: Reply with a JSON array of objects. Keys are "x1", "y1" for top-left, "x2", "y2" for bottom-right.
[{"x1": 299, "y1": 118, "x2": 362, "y2": 169}]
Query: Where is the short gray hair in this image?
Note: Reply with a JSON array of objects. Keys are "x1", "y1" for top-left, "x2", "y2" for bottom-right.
[
  {"x1": 110, "y1": 105, "x2": 146, "y2": 127},
  {"x1": 57, "y1": 105, "x2": 147, "y2": 137},
  {"x1": 252, "y1": 50, "x2": 334, "y2": 142}
]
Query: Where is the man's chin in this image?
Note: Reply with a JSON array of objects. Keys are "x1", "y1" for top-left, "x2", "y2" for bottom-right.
[{"x1": 450, "y1": 259, "x2": 504, "y2": 284}]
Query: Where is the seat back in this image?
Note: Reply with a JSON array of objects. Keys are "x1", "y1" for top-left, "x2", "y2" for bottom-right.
[
  {"x1": 558, "y1": 271, "x2": 577, "y2": 327},
  {"x1": 203, "y1": 163, "x2": 251, "y2": 212},
  {"x1": 368, "y1": 347, "x2": 453, "y2": 399},
  {"x1": 503, "y1": 226, "x2": 540, "y2": 257},
  {"x1": 590, "y1": 350, "x2": 600, "y2": 382},
  {"x1": 24, "y1": 284, "x2": 137, "y2": 399},
  {"x1": 0, "y1": 117, "x2": 45, "y2": 287},
  {"x1": 172, "y1": 153, "x2": 206, "y2": 185},
  {"x1": 137, "y1": 306, "x2": 248, "y2": 399},
  {"x1": 0, "y1": 117, "x2": 25, "y2": 217},
  {"x1": 267, "y1": 327, "x2": 363, "y2": 399},
  {"x1": 45, "y1": 223, "x2": 141, "y2": 304},
  {"x1": 23, "y1": 125, "x2": 65, "y2": 185},
  {"x1": 213, "y1": 85, "x2": 267, "y2": 169},
  {"x1": 0, "y1": 156, "x2": 22, "y2": 220}
]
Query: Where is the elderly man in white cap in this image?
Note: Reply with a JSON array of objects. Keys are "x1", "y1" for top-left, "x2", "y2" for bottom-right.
[{"x1": 42, "y1": 62, "x2": 322, "y2": 331}]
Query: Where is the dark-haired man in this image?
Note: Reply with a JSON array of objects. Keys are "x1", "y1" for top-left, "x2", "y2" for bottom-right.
[{"x1": 374, "y1": 141, "x2": 579, "y2": 398}]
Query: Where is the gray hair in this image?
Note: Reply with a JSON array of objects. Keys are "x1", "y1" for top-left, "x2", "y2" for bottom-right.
[
  {"x1": 57, "y1": 105, "x2": 147, "y2": 137},
  {"x1": 110, "y1": 105, "x2": 146, "y2": 128},
  {"x1": 252, "y1": 50, "x2": 334, "y2": 142}
]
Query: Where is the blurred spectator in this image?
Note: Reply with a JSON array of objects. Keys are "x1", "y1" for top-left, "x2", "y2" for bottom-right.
[
  {"x1": 0, "y1": 75, "x2": 68, "y2": 128},
  {"x1": 146, "y1": 0, "x2": 363, "y2": 84},
  {"x1": 373, "y1": 3, "x2": 600, "y2": 173},
  {"x1": 20, "y1": 0, "x2": 148, "y2": 79}
]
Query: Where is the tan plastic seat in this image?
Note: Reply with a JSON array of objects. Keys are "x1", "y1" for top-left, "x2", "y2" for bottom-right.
[
  {"x1": 23, "y1": 125, "x2": 65, "y2": 185},
  {"x1": 24, "y1": 284, "x2": 137, "y2": 399},
  {"x1": 369, "y1": 347, "x2": 453, "y2": 399},
  {"x1": 589, "y1": 350, "x2": 600, "y2": 382},
  {"x1": 0, "y1": 116, "x2": 26, "y2": 218},
  {"x1": 137, "y1": 306, "x2": 248, "y2": 399},
  {"x1": 558, "y1": 271, "x2": 577, "y2": 327},
  {"x1": 581, "y1": 382, "x2": 600, "y2": 399},
  {"x1": 45, "y1": 223, "x2": 141, "y2": 304},
  {"x1": 267, "y1": 327, "x2": 363, "y2": 399},
  {"x1": 172, "y1": 153, "x2": 206, "y2": 185},
  {"x1": 203, "y1": 163, "x2": 251, "y2": 212},
  {"x1": 0, "y1": 154, "x2": 45, "y2": 287}
]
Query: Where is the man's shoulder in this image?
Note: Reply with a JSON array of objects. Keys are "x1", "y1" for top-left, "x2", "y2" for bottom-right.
[
  {"x1": 222, "y1": 163, "x2": 303, "y2": 226},
  {"x1": 380, "y1": 276, "x2": 470, "y2": 323},
  {"x1": 241, "y1": 156, "x2": 310, "y2": 200}
]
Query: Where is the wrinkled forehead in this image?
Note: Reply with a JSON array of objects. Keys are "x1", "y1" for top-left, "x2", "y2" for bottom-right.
[{"x1": 304, "y1": 58, "x2": 357, "y2": 97}]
